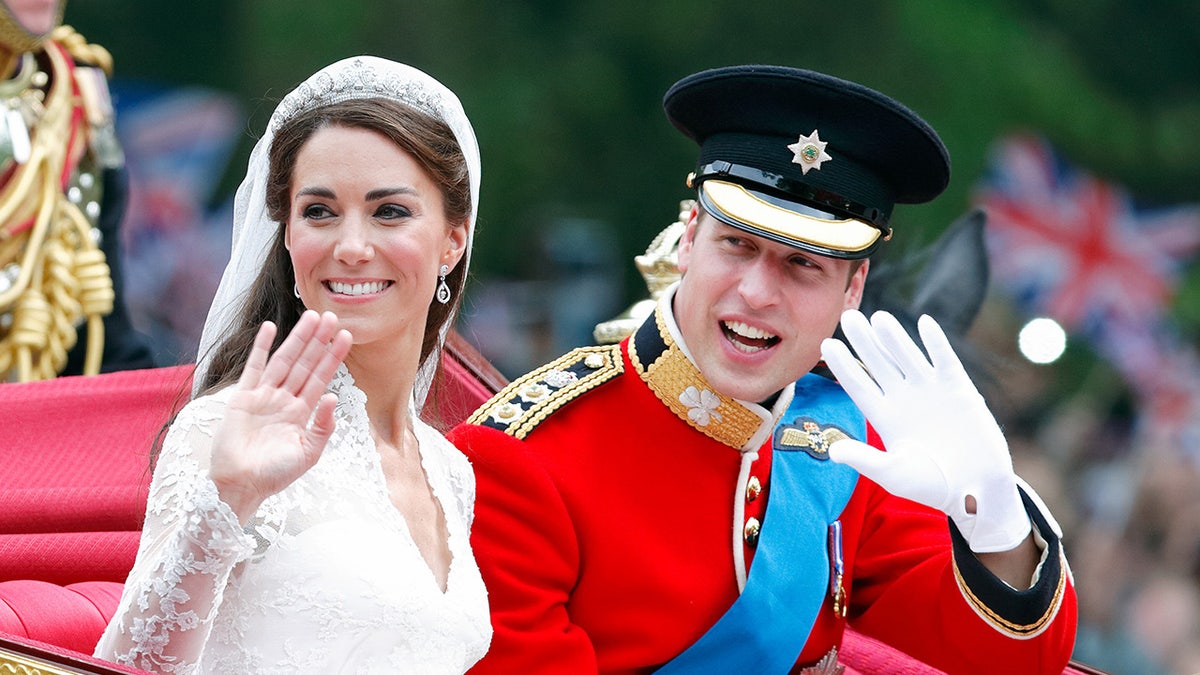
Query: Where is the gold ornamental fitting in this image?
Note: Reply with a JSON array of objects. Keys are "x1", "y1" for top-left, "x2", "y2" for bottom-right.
[{"x1": 592, "y1": 199, "x2": 694, "y2": 344}]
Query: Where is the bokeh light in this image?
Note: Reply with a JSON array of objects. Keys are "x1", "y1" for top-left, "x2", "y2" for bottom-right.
[{"x1": 1018, "y1": 317, "x2": 1067, "y2": 364}]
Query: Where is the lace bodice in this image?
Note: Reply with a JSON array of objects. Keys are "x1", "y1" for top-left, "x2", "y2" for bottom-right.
[{"x1": 94, "y1": 367, "x2": 491, "y2": 674}]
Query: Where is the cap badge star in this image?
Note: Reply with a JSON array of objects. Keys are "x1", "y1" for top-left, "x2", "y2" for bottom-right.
[{"x1": 788, "y1": 130, "x2": 832, "y2": 174}]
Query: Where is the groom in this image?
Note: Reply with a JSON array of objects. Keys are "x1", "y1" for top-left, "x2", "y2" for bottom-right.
[{"x1": 450, "y1": 65, "x2": 1077, "y2": 673}]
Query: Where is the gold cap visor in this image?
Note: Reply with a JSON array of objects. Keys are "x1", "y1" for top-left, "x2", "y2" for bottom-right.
[{"x1": 699, "y1": 179, "x2": 884, "y2": 259}]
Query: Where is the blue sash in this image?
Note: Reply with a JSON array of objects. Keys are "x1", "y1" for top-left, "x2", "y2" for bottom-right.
[{"x1": 657, "y1": 373, "x2": 863, "y2": 674}]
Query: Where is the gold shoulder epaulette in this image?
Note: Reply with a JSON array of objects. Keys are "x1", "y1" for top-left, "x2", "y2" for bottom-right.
[{"x1": 466, "y1": 344, "x2": 622, "y2": 439}]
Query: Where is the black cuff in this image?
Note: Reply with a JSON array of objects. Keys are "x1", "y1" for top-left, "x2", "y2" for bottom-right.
[{"x1": 948, "y1": 486, "x2": 1067, "y2": 636}]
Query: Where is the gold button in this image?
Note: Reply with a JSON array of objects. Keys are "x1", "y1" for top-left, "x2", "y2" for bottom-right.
[
  {"x1": 744, "y1": 517, "x2": 761, "y2": 547},
  {"x1": 584, "y1": 353, "x2": 605, "y2": 369},
  {"x1": 746, "y1": 476, "x2": 762, "y2": 502}
]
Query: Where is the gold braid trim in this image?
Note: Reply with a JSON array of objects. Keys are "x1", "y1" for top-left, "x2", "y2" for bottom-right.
[
  {"x1": 950, "y1": 543, "x2": 1068, "y2": 639},
  {"x1": 50, "y1": 25, "x2": 112, "y2": 75},
  {"x1": 0, "y1": 40, "x2": 112, "y2": 381},
  {"x1": 466, "y1": 345, "x2": 623, "y2": 439}
]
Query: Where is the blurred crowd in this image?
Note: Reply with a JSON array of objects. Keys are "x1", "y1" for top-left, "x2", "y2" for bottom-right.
[{"x1": 970, "y1": 299, "x2": 1200, "y2": 675}]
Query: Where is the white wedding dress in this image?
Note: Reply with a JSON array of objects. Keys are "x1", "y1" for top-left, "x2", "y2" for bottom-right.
[{"x1": 94, "y1": 366, "x2": 492, "y2": 674}]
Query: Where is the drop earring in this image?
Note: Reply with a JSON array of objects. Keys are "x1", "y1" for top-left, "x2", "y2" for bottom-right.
[{"x1": 435, "y1": 264, "x2": 451, "y2": 304}]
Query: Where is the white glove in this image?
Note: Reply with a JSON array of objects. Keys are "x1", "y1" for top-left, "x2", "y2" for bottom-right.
[{"x1": 820, "y1": 309, "x2": 1031, "y2": 553}]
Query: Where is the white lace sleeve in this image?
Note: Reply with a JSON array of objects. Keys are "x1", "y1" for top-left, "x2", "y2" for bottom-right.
[{"x1": 94, "y1": 393, "x2": 255, "y2": 674}]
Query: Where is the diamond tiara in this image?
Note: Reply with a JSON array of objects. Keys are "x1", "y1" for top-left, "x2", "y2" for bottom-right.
[{"x1": 269, "y1": 57, "x2": 450, "y2": 132}]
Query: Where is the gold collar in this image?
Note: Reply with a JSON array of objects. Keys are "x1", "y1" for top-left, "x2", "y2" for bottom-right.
[{"x1": 628, "y1": 304, "x2": 771, "y2": 450}]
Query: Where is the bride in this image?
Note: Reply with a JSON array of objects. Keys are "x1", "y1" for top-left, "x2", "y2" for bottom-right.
[{"x1": 94, "y1": 56, "x2": 490, "y2": 673}]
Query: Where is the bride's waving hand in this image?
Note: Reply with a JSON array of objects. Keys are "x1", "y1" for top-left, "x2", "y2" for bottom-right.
[{"x1": 210, "y1": 311, "x2": 351, "y2": 524}]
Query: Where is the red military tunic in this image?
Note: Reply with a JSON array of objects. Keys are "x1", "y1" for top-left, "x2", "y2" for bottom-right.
[{"x1": 449, "y1": 306, "x2": 1077, "y2": 674}]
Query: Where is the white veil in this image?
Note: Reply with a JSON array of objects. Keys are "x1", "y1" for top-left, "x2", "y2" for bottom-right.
[{"x1": 193, "y1": 56, "x2": 480, "y2": 409}]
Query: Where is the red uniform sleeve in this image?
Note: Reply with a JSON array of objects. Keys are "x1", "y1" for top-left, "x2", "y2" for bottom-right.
[
  {"x1": 449, "y1": 423, "x2": 598, "y2": 674},
  {"x1": 845, "y1": 431, "x2": 1078, "y2": 674}
]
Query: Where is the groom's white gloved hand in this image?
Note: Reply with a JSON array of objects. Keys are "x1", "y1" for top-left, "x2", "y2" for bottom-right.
[{"x1": 820, "y1": 309, "x2": 1031, "y2": 553}]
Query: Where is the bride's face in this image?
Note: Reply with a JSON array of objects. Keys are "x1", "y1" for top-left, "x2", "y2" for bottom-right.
[{"x1": 284, "y1": 125, "x2": 466, "y2": 355}]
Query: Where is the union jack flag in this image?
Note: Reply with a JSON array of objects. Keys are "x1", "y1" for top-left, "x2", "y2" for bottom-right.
[
  {"x1": 975, "y1": 134, "x2": 1200, "y2": 463},
  {"x1": 974, "y1": 134, "x2": 1200, "y2": 336}
]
